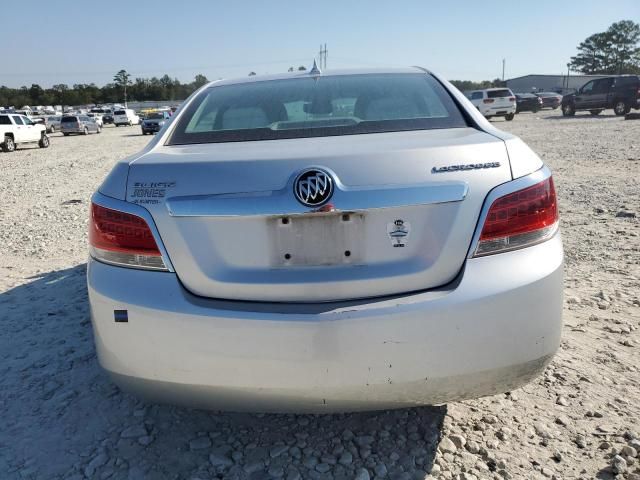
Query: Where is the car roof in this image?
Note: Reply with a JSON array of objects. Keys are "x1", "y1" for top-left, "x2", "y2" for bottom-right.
[{"x1": 204, "y1": 67, "x2": 430, "y2": 88}]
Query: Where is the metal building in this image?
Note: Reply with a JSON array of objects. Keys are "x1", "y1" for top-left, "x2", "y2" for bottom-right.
[{"x1": 506, "y1": 74, "x2": 610, "y2": 94}]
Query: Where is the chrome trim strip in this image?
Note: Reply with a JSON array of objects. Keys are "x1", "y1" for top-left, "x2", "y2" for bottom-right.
[
  {"x1": 91, "y1": 191, "x2": 176, "y2": 272},
  {"x1": 466, "y1": 165, "x2": 553, "y2": 259},
  {"x1": 165, "y1": 179, "x2": 469, "y2": 218}
]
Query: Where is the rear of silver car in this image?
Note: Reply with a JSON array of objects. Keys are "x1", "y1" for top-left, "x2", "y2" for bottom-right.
[
  {"x1": 87, "y1": 69, "x2": 562, "y2": 412},
  {"x1": 60, "y1": 116, "x2": 86, "y2": 134}
]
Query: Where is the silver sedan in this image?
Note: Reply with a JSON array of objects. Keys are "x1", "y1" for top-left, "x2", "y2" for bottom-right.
[{"x1": 88, "y1": 67, "x2": 563, "y2": 412}]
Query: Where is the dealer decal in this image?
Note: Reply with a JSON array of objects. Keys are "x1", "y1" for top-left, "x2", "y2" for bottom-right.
[
  {"x1": 130, "y1": 181, "x2": 176, "y2": 204},
  {"x1": 387, "y1": 219, "x2": 410, "y2": 248}
]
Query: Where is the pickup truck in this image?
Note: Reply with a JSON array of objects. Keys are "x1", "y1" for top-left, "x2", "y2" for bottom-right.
[
  {"x1": 0, "y1": 113, "x2": 50, "y2": 152},
  {"x1": 561, "y1": 75, "x2": 640, "y2": 116}
]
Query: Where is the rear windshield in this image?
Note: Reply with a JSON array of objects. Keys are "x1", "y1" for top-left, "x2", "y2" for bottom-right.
[
  {"x1": 114, "y1": 110, "x2": 126, "y2": 115},
  {"x1": 147, "y1": 112, "x2": 165, "y2": 119},
  {"x1": 487, "y1": 89, "x2": 512, "y2": 98},
  {"x1": 61, "y1": 116, "x2": 78, "y2": 122},
  {"x1": 168, "y1": 73, "x2": 467, "y2": 145}
]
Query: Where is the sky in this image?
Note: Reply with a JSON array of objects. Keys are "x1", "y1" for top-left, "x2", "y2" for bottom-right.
[{"x1": 2, "y1": 0, "x2": 638, "y2": 88}]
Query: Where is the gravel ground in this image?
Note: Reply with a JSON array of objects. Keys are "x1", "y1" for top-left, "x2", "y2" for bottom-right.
[{"x1": 0, "y1": 111, "x2": 639, "y2": 480}]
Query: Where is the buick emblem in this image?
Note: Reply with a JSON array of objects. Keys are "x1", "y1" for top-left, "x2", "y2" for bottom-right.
[{"x1": 294, "y1": 168, "x2": 334, "y2": 207}]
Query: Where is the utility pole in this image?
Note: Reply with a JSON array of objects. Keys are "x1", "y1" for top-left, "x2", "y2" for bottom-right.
[
  {"x1": 502, "y1": 58, "x2": 505, "y2": 82},
  {"x1": 319, "y1": 44, "x2": 328, "y2": 69}
]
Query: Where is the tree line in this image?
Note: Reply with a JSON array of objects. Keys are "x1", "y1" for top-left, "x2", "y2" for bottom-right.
[{"x1": 0, "y1": 73, "x2": 210, "y2": 108}]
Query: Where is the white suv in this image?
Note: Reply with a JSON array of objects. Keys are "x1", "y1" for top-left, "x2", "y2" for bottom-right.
[
  {"x1": 113, "y1": 108, "x2": 140, "y2": 127},
  {"x1": 468, "y1": 88, "x2": 516, "y2": 121}
]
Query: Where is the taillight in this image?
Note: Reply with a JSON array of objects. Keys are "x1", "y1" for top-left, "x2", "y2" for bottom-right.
[
  {"x1": 89, "y1": 203, "x2": 167, "y2": 270},
  {"x1": 483, "y1": 99, "x2": 494, "y2": 104},
  {"x1": 474, "y1": 177, "x2": 559, "y2": 257},
  {"x1": 508, "y1": 97, "x2": 515, "y2": 102}
]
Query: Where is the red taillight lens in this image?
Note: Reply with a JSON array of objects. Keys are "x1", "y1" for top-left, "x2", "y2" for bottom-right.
[
  {"x1": 483, "y1": 99, "x2": 494, "y2": 104},
  {"x1": 508, "y1": 97, "x2": 515, "y2": 102},
  {"x1": 89, "y1": 203, "x2": 167, "y2": 270},
  {"x1": 474, "y1": 177, "x2": 559, "y2": 256}
]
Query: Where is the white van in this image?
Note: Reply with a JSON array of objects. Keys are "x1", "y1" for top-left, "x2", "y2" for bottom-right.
[{"x1": 113, "y1": 108, "x2": 140, "y2": 126}]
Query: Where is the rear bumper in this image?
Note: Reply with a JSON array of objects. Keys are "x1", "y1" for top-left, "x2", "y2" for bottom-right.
[
  {"x1": 88, "y1": 234, "x2": 563, "y2": 412},
  {"x1": 479, "y1": 104, "x2": 516, "y2": 116}
]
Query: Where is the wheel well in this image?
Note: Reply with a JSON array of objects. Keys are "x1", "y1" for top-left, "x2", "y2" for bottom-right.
[{"x1": 4, "y1": 132, "x2": 14, "y2": 140}]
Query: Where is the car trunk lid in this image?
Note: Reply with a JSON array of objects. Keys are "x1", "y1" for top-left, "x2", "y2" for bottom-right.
[{"x1": 126, "y1": 128, "x2": 512, "y2": 302}]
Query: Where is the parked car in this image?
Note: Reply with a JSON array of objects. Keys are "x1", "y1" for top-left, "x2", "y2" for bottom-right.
[
  {"x1": 102, "y1": 109, "x2": 114, "y2": 125},
  {"x1": 562, "y1": 75, "x2": 640, "y2": 116},
  {"x1": 88, "y1": 67, "x2": 563, "y2": 412},
  {"x1": 468, "y1": 88, "x2": 516, "y2": 120},
  {"x1": 87, "y1": 112, "x2": 104, "y2": 127},
  {"x1": 533, "y1": 92, "x2": 562, "y2": 110},
  {"x1": 60, "y1": 115, "x2": 101, "y2": 135},
  {"x1": 515, "y1": 93, "x2": 543, "y2": 113},
  {"x1": 0, "y1": 113, "x2": 49, "y2": 152},
  {"x1": 91, "y1": 108, "x2": 114, "y2": 125},
  {"x1": 46, "y1": 115, "x2": 62, "y2": 133},
  {"x1": 113, "y1": 108, "x2": 140, "y2": 126},
  {"x1": 141, "y1": 111, "x2": 170, "y2": 135}
]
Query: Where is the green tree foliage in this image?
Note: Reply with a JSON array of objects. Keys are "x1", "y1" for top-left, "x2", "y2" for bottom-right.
[
  {"x1": 570, "y1": 20, "x2": 640, "y2": 74},
  {"x1": 449, "y1": 78, "x2": 505, "y2": 91},
  {"x1": 0, "y1": 73, "x2": 211, "y2": 107}
]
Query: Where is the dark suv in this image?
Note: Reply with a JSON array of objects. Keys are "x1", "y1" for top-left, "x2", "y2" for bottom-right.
[{"x1": 561, "y1": 75, "x2": 640, "y2": 116}]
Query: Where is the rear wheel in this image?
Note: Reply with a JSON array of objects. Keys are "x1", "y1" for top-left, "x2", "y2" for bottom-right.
[
  {"x1": 562, "y1": 103, "x2": 575, "y2": 116},
  {"x1": 590, "y1": 109, "x2": 603, "y2": 116},
  {"x1": 532, "y1": 107, "x2": 539, "y2": 113},
  {"x1": 83, "y1": 127, "x2": 89, "y2": 135},
  {"x1": 63, "y1": 133, "x2": 70, "y2": 136},
  {"x1": 50, "y1": 126, "x2": 55, "y2": 133},
  {"x1": 505, "y1": 113, "x2": 515, "y2": 121},
  {"x1": 38, "y1": 134, "x2": 50, "y2": 148},
  {"x1": 2, "y1": 135, "x2": 16, "y2": 152},
  {"x1": 614, "y1": 100, "x2": 629, "y2": 116}
]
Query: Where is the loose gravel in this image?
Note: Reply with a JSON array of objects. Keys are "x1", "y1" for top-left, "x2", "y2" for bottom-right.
[{"x1": 0, "y1": 111, "x2": 639, "y2": 480}]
